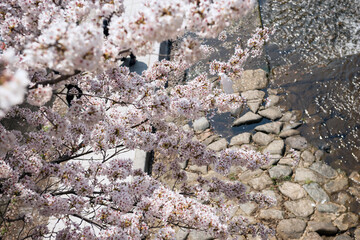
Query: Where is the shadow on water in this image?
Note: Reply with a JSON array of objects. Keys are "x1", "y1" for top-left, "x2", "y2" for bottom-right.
[{"x1": 209, "y1": 111, "x2": 271, "y2": 142}]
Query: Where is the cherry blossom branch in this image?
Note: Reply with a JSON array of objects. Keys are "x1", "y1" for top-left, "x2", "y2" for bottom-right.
[{"x1": 29, "y1": 70, "x2": 81, "y2": 89}]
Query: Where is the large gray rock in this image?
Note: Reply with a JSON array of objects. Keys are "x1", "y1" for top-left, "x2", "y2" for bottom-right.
[
  {"x1": 193, "y1": 117, "x2": 210, "y2": 131},
  {"x1": 277, "y1": 218, "x2": 306, "y2": 239},
  {"x1": 207, "y1": 138, "x2": 227, "y2": 152},
  {"x1": 284, "y1": 199, "x2": 315, "y2": 217},
  {"x1": 265, "y1": 95, "x2": 280, "y2": 108},
  {"x1": 269, "y1": 165, "x2": 292, "y2": 179},
  {"x1": 324, "y1": 175, "x2": 349, "y2": 193},
  {"x1": 278, "y1": 157, "x2": 297, "y2": 166},
  {"x1": 301, "y1": 150, "x2": 315, "y2": 167},
  {"x1": 232, "y1": 69, "x2": 268, "y2": 92},
  {"x1": 259, "y1": 209, "x2": 284, "y2": 220},
  {"x1": 285, "y1": 136, "x2": 308, "y2": 150},
  {"x1": 229, "y1": 132, "x2": 251, "y2": 146},
  {"x1": 188, "y1": 165, "x2": 208, "y2": 175},
  {"x1": 252, "y1": 132, "x2": 274, "y2": 146},
  {"x1": 282, "y1": 122, "x2": 302, "y2": 131},
  {"x1": 310, "y1": 161, "x2": 338, "y2": 179},
  {"x1": 302, "y1": 232, "x2": 323, "y2": 240},
  {"x1": 294, "y1": 168, "x2": 325, "y2": 183},
  {"x1": 303, "y1": 183, "x2": 330, "y2": 203},
  {"x1": 255, "y1": 122, "x2": 283, "y2": 134},
  {"x1": 241, "y1": 90, "x2": 266, "y2": 100},
  {"x1": 261, "y1": 154, "x2": 282, "y2": 169},
  {"x1": 279, "y1": 182, "x2": 306, "y2": 200},
  {"x1": 261, "y1": 189, "x2": 282, "y2": 204},
  {"x1": 233, "y1": 112, "x2": 262, "y2": 126},
  {"x1": 188, "y1": 230, "x2": 213, "y2": 240},
  {"x1": 279, "y1": 111, "x2": 298, "y2": 122},
  {"x1": 333, "y1": 213, "x2": 359, "y2": 231},
  {"x1": 334, "y1": 235, "x2": 353, "y2": 240},
  {"x1": 247, "y1": 100, "x2": 262, "y2": 113},
  {"x1": 279, "y1": 129, "x2": 300, "y2": 138},
  {"x1": 307, "y1": 221, "x2": 339, "y2": 235},
  {"x1": 248, "y1": 174, "x2": 273, "y2": 190},
  {"x1": 239, "y1": 202, "x2": 257, "y2": 216},
  {"x1": 238, "y1": 169, "x2": 263, "y2": 184},
  {"x1": 241, "y1": 90, "x2": 265, "y2": 113},
  {"x1": 258, "y1": 107, "x2": 283, "y2": 120},
  {"x1": 317, "y1": 203, "x2": 346, "y2": 214},
  {"x1": 262, "y1": 140, "x2": 284, "y2": 156}
]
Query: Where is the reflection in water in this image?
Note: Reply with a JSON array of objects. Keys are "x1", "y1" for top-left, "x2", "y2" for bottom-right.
[{"x1": 260, "y1": 0, "x2": 360, "y2": 172}]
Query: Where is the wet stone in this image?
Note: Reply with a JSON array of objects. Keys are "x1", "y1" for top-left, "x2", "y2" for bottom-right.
[
  {"x1": 230, "y1": 132, "x2": 251, "y2": 146},
  {"x1": 310, "y1": 161, "x2": 338, "y2": 179},
  {"x1": 284, "y1": 199, "x2": 315, "y2": 217},
  {"x1": 255, "y1": 122, "x2": 283, "y2": 134},
  {"x1": 282, "y1": 122, "x2": 302, "y2": 131},
  {"x1": 279, "y1": 129, "x2": 300, "y2": 138},
  {"x1": 333, "y1": 212, "x2": 359, "y2": 231},
  {"x1": 277, "y1": 218, "x2": 306, "y2": 239},
  {"x1": 258, "y1": 107, "x2": 283, "y2": 120},
  {"x1": 193, "y1": 117, "x2": 210, "y2": 131},
  {"x1": 233, "y1": 112, "x2": 262, "y2": 126},
  {"x1": 279, "y1": 182, "x2": 307, "y2": 200},
  {"x1": 248, "y1": 174, "x2": 273, "y2": 190},
  {"x1": 241, "y1": 90, "x2": 266, "y2": 100},
  {"x1": 324, "y1": 175, "x2": 349, "y2": 193},
  {"x1": 315, "y1": 149, "x2": 325, "y2": 161},
  {"x1": 247, "y1": 100, "x2": 262, "y2": 113},
  {"x1": 317, "y1": 203, "x2": 346, "y2": 214},
  {"x1": 207, "y1": 138, "x2": 228, "y2": 152},
  {"x1": 294, "y1": 168, "x2": 325, "y2": 183},
  {"x1": 348, "y1": 186, "x2": 360, "y2": 199},
  {"x1": 262, "y1": 139, "x2": 284, "y2": 155},
  {"x1": 232, "y1": 69, "x2": 268, "y2": 92},
  {"x1": 265, "y1": 95, "x2": 280, "y2": 108},
  {"x1": 279, "y1": 112, "x2": 296, "y2": 122},
  {"x1": 269, "y1": 165, "x2": 292, "y2": 179},
  {"x1": 335, "y1": 192, "x2": 352, "y2": 206},
  {"x1": 259, "y1": 209, "x2": 284, "y2": 220},
  {"x1": 202, "y1": 134, "x2": 219, "y2": 146},
  {"x1": 307, "y1": 221, "x2": 339, "y2": 236},
  {"x1": 303, "y1": 183, "x2": 330, "y2": 203},
  {"x1": 252, "y1": 132, "x2": 274, "y2": 146},
  {"x1": 350, "y1": 171, "x2": 360, "y2": 184},
  {"x1": 230, "y1": 106, "x2": 242, "y2": 117},
  {"x1": 285, "y1": 135, "x2": 308, "y2": 150}
]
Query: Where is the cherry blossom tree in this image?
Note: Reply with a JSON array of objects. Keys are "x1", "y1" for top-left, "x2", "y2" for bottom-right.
[{"x1": 0, "y1": 0, "x2": 273, "y2": 239}]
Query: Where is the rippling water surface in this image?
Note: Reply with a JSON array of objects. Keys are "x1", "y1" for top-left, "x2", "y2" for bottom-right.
[
  {"x1": 260, "y1": 0, "x2": 360, "y2": 173},
  {"x1": 179, "y1": 0, "x2": 360, "y2": 173}
]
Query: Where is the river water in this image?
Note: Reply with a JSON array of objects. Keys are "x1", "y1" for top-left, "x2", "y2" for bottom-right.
[
  {"x1": 180, "y1": 0, "x2": 360, "y2": 174},
  {"x1": 260, "y1": 0, "x2": 360, "y2": 173}
]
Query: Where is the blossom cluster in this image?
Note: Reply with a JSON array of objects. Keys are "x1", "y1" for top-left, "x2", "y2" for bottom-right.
[{"x1": 0, "y1": 0, "x2": 275, "y2": 239}]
